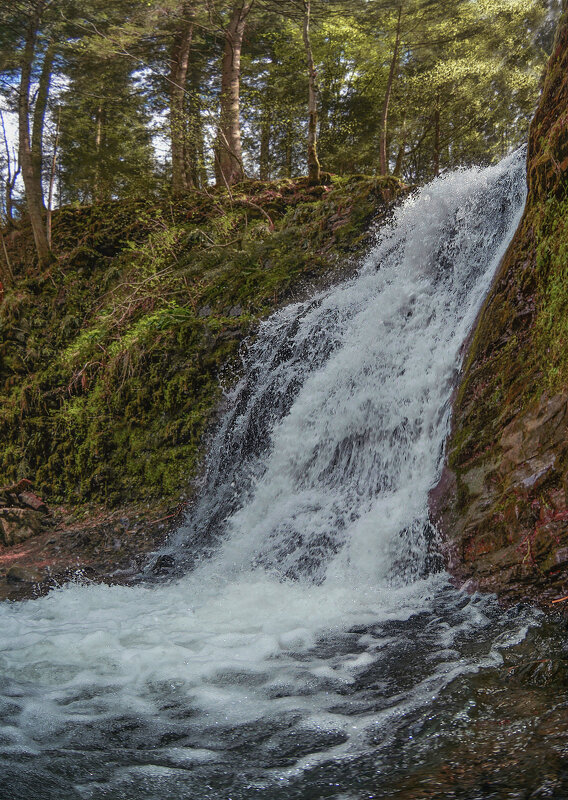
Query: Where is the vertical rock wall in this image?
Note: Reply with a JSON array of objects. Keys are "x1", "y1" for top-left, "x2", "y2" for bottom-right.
[{"x1": 434, "y1": 2, "x2": 568, "y2": 607}]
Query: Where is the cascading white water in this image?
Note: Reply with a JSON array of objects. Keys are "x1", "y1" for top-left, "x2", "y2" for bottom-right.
[{"x1": 0, "y1": 152, "x2": 533, "y2": 799}]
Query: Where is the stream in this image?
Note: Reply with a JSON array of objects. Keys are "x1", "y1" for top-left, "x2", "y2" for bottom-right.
[{"x1": 1, "y1": 150, "x2": 567, "y2": 799}]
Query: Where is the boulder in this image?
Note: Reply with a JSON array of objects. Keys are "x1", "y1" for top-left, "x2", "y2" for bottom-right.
[
  {"x1": 5, "y1": 564, "x2": 44, "y2": 584},
  {"x1": 0, "y1": 481, "x2": 50, "y2": 547},
  {"x1": 0, "y1": 508, "x2": 45, "y2": 546}
]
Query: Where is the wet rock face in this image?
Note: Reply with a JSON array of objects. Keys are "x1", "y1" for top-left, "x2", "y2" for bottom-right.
[
  {"x1": 434, "y1": 393, "x2": 568, "y2": 605},
  {"x1": 435, "y1": 3, "x2": 568, "y2": 609},
  {"x1": 0, "y1": 481, "x2": 51, "y2": 547}
]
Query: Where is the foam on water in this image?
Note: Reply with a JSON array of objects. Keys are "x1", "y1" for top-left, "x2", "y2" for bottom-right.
[{"x1": 0, "y1": 152, "x2": 531, "y2": 797}]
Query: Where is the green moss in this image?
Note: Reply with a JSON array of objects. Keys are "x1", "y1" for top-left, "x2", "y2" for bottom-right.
[
  {"x1": 533, "y1": 197, "x2": 568, "y2": 390},
  {"x1": 0, "y1": 175, "x2": 406, "y2": 506}
]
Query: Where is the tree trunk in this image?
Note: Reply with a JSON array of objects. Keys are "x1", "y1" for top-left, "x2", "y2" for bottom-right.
[
  {"x1": 302, "y1": 0, "x2": 321, "y2": 185},
  {"x1": 187, "y1": 60, "x2": 206, "y2": 188},
  {"x1": 285, "y1": 119, "x2": 293, "y2": 178},
  {"x1": 433, "y1": 98, "x2": 440, "y2": 178},
  {"x1": 46, "y1": 105, "x2": 60, "y2": 248},
  {"x1": 32, "y1": 40, "x2": 55, "y2": 209},
  {"x1": 170, "y1": 3, "x2": 194, "y2": 195},
  {"x1": 216, "y1": 1, "x2": 253, "y2": 187},
  {"x1": 0, "y1": 111, "x2": 20, "y2": 223},
  {"x1": 18, "y1": 0, "x2": 52, "y2": 265},
  {"x1": 379, "y1": 4, "x2": 403, "y2": 176},
  {"x1": 93, "y1": 104, "x2": 104, "y2": 202},
  {"x1": 259, "y1": 109, "x2": 271, "y2": 180}
]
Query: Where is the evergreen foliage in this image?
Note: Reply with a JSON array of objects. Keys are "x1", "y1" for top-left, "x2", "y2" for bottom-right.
[{"x1": 0, "y1": 0, "x2": 558, "y2": 221}]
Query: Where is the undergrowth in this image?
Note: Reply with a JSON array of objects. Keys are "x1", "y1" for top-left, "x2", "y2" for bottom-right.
[{"x1": 0, "y1": 175, "x2": 404, "y2": 506}]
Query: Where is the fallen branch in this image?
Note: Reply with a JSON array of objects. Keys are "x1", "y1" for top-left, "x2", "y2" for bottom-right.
[{"x1": 234, "y1": 197, "x2": 274, "y2": 230}]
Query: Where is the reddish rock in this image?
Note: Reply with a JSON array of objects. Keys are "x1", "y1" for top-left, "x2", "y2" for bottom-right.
[
  {"x1": 18, "y1": 491, "x2": 49, "y2": 514},
  {"x1": 439, "y1": 388, "x2": 568, "y2": 606}
]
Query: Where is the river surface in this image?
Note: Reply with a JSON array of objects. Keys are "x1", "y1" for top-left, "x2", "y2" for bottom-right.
[{"x1": 1, "y1": 152, "x2": 567, "y2": 799}]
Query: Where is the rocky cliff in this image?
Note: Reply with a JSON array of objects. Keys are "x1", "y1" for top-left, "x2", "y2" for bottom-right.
[{"x1": 434, "y1": 1, "x2": 568, "y2": 608}]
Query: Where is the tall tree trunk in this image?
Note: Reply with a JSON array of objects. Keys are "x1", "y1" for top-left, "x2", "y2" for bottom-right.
[
  {"x1": 285, "y1": 118, "x2": 293, "y2": 178},
  {"x1": 216, "y1": 0, "x2": 253, "y2": 187},
  {"x1": 259, "y1": 108, "x2": 271, "y2": 180},
  {"x1": 379, "y1": 4, "x2": 403, "y2": 176},
  {"x1": 46, "y1": 105, "x2": 60, "y2": 248},
  {"x1": 187, "y1": 60, "x2": 206, "y2": 188},
  {"x1": 0, "y1": 111, "x2": 20, "y2": 223},
  {"x1": 19, "y1": 0, "x2": 52, "y2": 265},
  {"x1": 433, "y1": 97, "x2": 440, "y2": 177},
  {"x1": 93, "y1": 104, "x2": 104, "y2": 202},
  {"x1": 302, "y1": 0, "x2": 321, "y2": 185},
  {"x1": 32, "y1": 40, "x2": 55, "y2": 209},
  {"x1": 170, "y1": 3, "x2": 194, "y2": 195}
]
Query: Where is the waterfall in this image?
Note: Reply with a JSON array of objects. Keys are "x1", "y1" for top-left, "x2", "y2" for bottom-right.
[
  {"x1": 0, "y1": 152, "x2": 532, "y2": 799},
  {"x1": 166, "y1": 148, "x2": 526, "y2": 585}
]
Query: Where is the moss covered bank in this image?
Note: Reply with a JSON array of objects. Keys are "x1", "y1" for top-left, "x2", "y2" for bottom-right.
[
  {"x1": 0, "y1": 176, "x2": 403, "y2": 513},
  {"x1": 433, "y1": 1, "x2": 568, "y2": 609}
]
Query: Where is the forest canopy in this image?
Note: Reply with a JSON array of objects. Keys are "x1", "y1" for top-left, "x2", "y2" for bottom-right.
[{"x1": 0, "y1": 0, "x2": 561, "y2": 264}]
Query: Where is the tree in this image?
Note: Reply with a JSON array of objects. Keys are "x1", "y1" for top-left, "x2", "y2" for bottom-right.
[
  {"x1": 379, "y1": 2, "x2": 402, "y2": 175},
  {"x1": 240, "y1": 8, "x2": 306, "y2": 178},
  {"x1": 301, "y1": 0, "x2": 321, "y2": 183},
  {"x1": 0, "y1": 0, "x2": 555, "y2": 219},
  {"x1": 0, "y1": 110, "x2": 20, "y2": 224},
  {"x1": 58, "y1": 53, "x2": 157, "y2": 204},
  {"x1": 169, "y1": 2, "x2": 196, "y2": 195},
  {"x1": 18, "y1": 0, "x2": 53, "y2": 265},
  {"x1": 216, "y1": 0, "x2": 255, "y2": 186}
]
